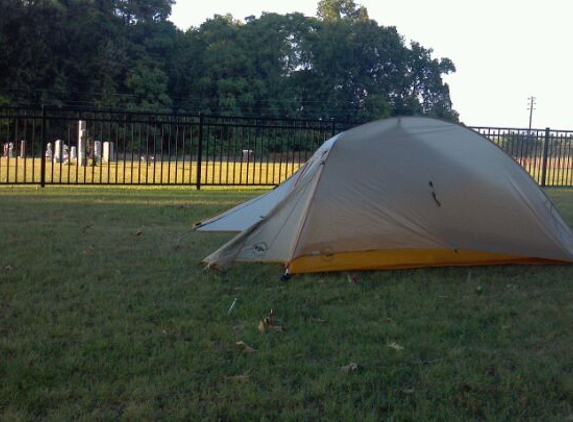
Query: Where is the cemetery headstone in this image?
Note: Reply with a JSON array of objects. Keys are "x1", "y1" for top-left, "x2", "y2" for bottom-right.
[
  {"x1": 78, "y1": 120, "x2": 87, "y2": 166},
  {"x1": 242, "y1": 149, "x2": 253, "y2": 162},
  {"x1": 103, "y1": 142, "x2": 114, "y2": 163},
  {"x1": 45, "y1": 143, "x2": 53, "y2": 159},
  {"x1": 94, "y1": 141, "x2": 102, "y2": 165},
  {"x1": 54, "y1": 139, "x2": 64, "y2": 163}
]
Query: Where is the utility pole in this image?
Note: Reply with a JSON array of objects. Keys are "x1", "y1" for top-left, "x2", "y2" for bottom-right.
[{"x1": 527, "y1": 96, "x2": 536, "y2": 132}]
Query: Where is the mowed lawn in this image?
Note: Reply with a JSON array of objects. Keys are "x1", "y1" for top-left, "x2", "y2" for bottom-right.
[
  {"x1": 1, "y1": 186, "x2": 573, "y2": 421},
  {"x1": 0, "y1": 157, "x2": 304, "y2": 186}
]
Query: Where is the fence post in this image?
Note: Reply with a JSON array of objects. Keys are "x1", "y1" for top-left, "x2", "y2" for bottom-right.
[
  {"x1": 196, "y1": 112, "x2": 204, "y2": 190},
  {"x1": 540, "y1": 127, "x2": 550, "y2": 187},
  {"x1": 40, "y1": 105, "x2": 47, "y2": 188}
]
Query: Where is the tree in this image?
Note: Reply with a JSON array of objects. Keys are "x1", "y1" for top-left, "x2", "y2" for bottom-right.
[
  {"x1": 0, "y1": 0, "x2": 458, "y2": 121},
  {"x1": 316, "y1": 0, "x2": 369, "y2": 22},
  {"x1": 399, "y1": 42, "x2": 457, "y2": 120},
  {"x1": 113, "y1": 0, "x2": 175, "y2": 25},
  {"x1": 125, "y1": 64, "x2": 172, "y2": 111}
]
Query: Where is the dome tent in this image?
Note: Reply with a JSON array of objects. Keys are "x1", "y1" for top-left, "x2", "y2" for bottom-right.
[{"x1": 195, "y1": 117, "x2": 573, "y2": 274}]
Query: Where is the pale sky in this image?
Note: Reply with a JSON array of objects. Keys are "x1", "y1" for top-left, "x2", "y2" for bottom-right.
[{"x1": 170, "y1": 1, "x2": 573, "y2": 130}]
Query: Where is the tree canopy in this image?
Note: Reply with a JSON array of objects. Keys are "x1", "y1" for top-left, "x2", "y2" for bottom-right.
[{"x1": 0, "y1": 0, "x2": 458, "y2": 121}]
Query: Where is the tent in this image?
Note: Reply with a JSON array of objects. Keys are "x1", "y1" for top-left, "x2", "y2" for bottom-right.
[{"x1": 195, "y1": 117, "x2": 573, "y2": 274}]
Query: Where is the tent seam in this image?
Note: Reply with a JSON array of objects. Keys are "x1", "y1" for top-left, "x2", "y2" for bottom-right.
[{"x1": 286, "y1": 143, "x2": 338, "y2": 270}]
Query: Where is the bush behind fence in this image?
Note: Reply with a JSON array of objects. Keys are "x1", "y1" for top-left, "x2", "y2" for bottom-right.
[{"x1": 1, "y1": 107, "x2": 573, "y2": 187}]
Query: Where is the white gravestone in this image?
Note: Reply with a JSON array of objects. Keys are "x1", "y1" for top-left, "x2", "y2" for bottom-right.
[
  {"x1": 241, "y1": 149, "x2": 253, "y2": 162},
  {"x1": 45, "y1": 143, "x2": 53, "y2": 159},
  {"x1": 70, "y1": 146, "x2": 77, "y2": 162},
  {"x1": 54, "y1": 139, "x2": 64, "y2": 163},
  {"x1": 103, "y1": 142, "x2": 114, "y2": 163},
  {"x1": 94, "y1": 141, "x2": 102, "y2": 164},
  {"x1": 78, "y1": 120, "x2": 87, "y2": 166}
]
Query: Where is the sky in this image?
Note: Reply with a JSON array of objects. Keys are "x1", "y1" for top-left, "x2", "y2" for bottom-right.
[{"x1": 169, "y1": 1, "x2": 573, "y2": 129}]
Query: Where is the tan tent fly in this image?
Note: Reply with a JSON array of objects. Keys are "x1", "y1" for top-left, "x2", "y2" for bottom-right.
[{"x1": 195, "y1": 117, "x2": 573, "y2": 274}]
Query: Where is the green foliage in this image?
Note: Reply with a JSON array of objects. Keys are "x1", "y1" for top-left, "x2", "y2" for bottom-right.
[
  {"x1": 316, "y1": 0, "x2": 369, "y2": 23},
  {"x1": 0, "y1": 1, "x2": 458, "y2": 121},
  {"x1": 126, "y1": 65, "x2": 173, "y2": 112}
]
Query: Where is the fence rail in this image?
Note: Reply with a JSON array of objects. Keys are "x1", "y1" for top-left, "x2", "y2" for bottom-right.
[
  {"x1": 1, "y1": 107, "x2": 573, "y2": 187},
  {"x1": 0, "y1": 107, "x2": 344, "y2": 188},
  {"x1": 472, "y1": 126, "x2": 573, "y2": 187}
]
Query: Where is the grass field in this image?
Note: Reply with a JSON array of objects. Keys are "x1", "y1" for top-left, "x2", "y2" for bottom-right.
[
  {"x1": 2, "y1": 186, "x2": 573, "y2": 421},
  {"x1": 3, "y1": 156, "x2": 573, "y2": 187},
  {"x1": 0, "y1": 157, "x2": 304, "y2": 186}
]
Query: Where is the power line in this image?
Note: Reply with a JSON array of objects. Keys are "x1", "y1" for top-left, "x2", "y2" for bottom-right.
[{"x1": 0, "y1": 86, "x2": 399, "y2": 106}]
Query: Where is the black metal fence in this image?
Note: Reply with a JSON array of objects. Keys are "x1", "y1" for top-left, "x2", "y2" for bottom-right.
[
  {"x1": 1, "y1": 106, "x2": 573, "y2": 187},
  {"x1": 472, "y1": 126, "x2": 573, "y2": 187},
  {"x1": 0, "y1": 107, "x2": 345, "y2": 188}
]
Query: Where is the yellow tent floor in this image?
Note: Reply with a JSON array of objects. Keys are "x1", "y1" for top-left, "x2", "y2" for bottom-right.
[{"x1": 287, "y1": 249, "x2": 568, "y2": 274}]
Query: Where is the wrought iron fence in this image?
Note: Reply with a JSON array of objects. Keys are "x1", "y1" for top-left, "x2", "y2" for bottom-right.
[
  {"x1": 0, "y1": 107, "x2": 344, "y2": 187},
  {"x1": 1, "y1": 106, "x2": 573, "y2": 187},
  {"x1": 471, "y1": 126, "x2": 573, "y2": 187}
]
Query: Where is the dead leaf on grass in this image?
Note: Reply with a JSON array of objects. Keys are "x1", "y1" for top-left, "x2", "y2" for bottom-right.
[
  {"x1": 264, "y1": 309, "x2": 275, "y2": 326},
  {"x1": 258, "y1": 321, "x2": 283, "y2": 333},
  {"x1": 402, "y1": 387, "x2": 415, "y2": 394},
  {"x1": 310, "y1": 317, "x2": 327, "y2": 323},
  {"x1": 258, "y1": 309, "x2": 283, "y2": 332},
  {"x1": 341, "y1": 362, "x2": 359, "y2": 373},
  {"x1": 235, "y1": 341, "x2": 257, "y2": 353},
  {"x1": 386, "y1": 341, "x2": 404, "y2": 351},
  {"x1": 226, "y1": 375, "x2": 250, "y2": 382},
  {"x1": 347, "y1": 273, "x2": 358, "y2": 284},
  {"x1": 134, "y1": 229, "x2": 144, "y2": 237}
]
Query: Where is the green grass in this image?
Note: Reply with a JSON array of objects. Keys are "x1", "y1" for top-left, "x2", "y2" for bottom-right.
[{"x1": 1, "y1": 186, "x2": 573, "y2": 421}]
